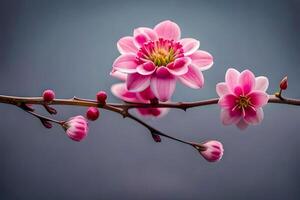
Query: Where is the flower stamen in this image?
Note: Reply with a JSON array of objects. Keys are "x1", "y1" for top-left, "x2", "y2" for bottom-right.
[
  {"x1": 137, "y1": 38, "x2": 183, "y2": 67},
  {"x1": 236, "y1": 96, "x2": 251, "y2": 109}
]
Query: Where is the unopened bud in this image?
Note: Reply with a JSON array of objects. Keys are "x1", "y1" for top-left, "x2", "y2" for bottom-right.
[
  {"x1": 86, "y1": 107, "x2": 100, "y2": 121},
  {"x1": 43, "y1": 89, "x2": 55, "y2": 102},
  {"x1": 40, "y1": 119, "x2": 52, "y2": 129},
  {"x1": 151, "y1": 133, "x2": 161, "y2": 143},
  {"x1": 63, "y1": 115, "x2": 88, "y2": 142},
  {"x1": 96, "y1": 91, "x2": 107, "y2": 103},
  {"x1": 193, "y1": 140, "x2": 224, "y2": 162},
  {"x1": 280, "y1": 76, "x2": 288, "y2": 90}
]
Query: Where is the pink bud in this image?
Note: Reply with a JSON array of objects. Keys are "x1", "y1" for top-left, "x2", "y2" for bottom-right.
[
  {"x1": 197, "y1": 140, "x2": 224, "y2": 162},
  {"x1": 63, "y1": 115, "x2": 88, "y2": 142},
  {"x1": 86, "y1": 107, "x2": 100, "y2": 121},
  {"x1": 280, "y1": 76, "x2": 288, "y2": 90},
  {"x1": 43, "y1": 89, "x2": 55, "y2": 102},
  {"x1": 96, "y1": 91, "x2": 107, "y2": 103}
]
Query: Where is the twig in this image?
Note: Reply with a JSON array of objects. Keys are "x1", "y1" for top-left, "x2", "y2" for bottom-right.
[{"x1": 0, "y1": 93, "x2": 298, "y2": 148}]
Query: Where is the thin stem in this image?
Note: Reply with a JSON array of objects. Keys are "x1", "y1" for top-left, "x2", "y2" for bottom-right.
[
  {"x1": 1, "y1": 94, "x2": 299, "y2": 109},
  {"x1": 0, "y1": 93, "x2": 299, "y2": 149},
  {"x1": 126, "y1": 112, "x2": 194, "y2": 146},
  {"x1": 26, "y1": 110, "x2": 63, "y2": 125},
  {"x1": 0, "y1": 95, "x2": 196, "y2": 147}
]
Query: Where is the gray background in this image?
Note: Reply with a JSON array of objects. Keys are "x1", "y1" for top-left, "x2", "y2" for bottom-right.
[{"x1": 0, "y1": 0, "x2": 300, "y2": 199}]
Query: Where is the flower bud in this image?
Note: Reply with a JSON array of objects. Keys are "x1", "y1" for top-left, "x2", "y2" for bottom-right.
[
  {"x1": 96, "y1": 91, "x2": 107, "y2": 103},
  {"x1": 40, "y1": 119, "x2": 52, "y2": 129},
  {"x1": 43, "y1": 89, "x2": 55, "y2": 102},
  {"x1": 86, "y1": 107, "x2": 100, "y2": 121},
  {"x1": 280, "y1": 76, "x2": 288, "y2": 90},
  {"x1": 63, "y1": 115, "x2": 88, "y2": 142},
  {"x1": 195, "y1": 140, "x2": 224, "y2": 162},
  {"x1": 151, "y1": 133, "x2": 161, "y2": 143}
]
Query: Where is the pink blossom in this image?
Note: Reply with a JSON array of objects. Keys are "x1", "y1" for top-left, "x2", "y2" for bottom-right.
[
  {"x1": 112, "y1": 20, "x2": 213, "y2": 102},
  {"x1": 111, "y1": 83, "x2": 169, "y2": 118},
  {"x1": 216, "y1": 68, "x2": 269, "y2": 129},
  {"x1": 199, "y1": 140, "x2": 224, "y2": 162},
  {"x1": 63, "y1": 115, "x2": 89, "y2": 142}
]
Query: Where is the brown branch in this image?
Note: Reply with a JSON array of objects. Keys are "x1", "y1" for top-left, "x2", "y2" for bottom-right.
[
  {"x1": 0, "y1": 93, "x2": 299, "y2": 148},
  {"x1": 110, "y1": 95, "x2": 300, "y2": 110},
  {"x1": 0, "y1": 95, "x2": 199, "y2": 147}
]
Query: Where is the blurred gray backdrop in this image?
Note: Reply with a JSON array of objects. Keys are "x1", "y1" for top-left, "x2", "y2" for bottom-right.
[{"x1": 0, "y1": 0, "x2": 300, "y2": 199}]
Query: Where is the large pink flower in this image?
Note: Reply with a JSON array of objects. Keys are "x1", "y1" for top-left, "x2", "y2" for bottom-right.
[
  {"x1": 112, "y1": 20, "x2": 213, "y2": 102},
  {"x1": 216, "y1": 68, "x2": 269, "y2": 130},
  {"x1": 111, "y1": 71, "x2": 169, "y2": 118}
]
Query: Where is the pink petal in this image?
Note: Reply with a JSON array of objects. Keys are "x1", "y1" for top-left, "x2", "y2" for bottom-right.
[
  {"x1": 117, "y1": 36, "x2": 138, "y2": 54},
  {"x1": 136, "y1": 62, "x2": 156, "y2": 75},
  {"x1": 154, "y1": 20, "x2": 181, "y2": 41},
  {"x1": 136, "y1": 87, "x2": 156, "y2": 102},
  {"x1": 133, "y1": 27, "x2": 157, "y2": 47},
  {"x1": 255, "y1": 76, "x2": 269, "y2": 92},
  {"x1": 236, "y1": 119, "x2": 249, "y2": 130},
  {"x1": 239, "y1": 70, "x2": 255, "y2": 95},
  {"x1": 179, "y1": 38, "x2": 200, "y2": 56},
  {"x1": 219, "y1": 94, "x2": 237, "y2": 109},
  {"x1": 244, "y1": 107, "x2": 264, "y2": 125},
  {"x1": 248, "y1": 91, "x2": 269, "y2": 108},
  {"x1": 216, "y1": 82, "x2": 229, "y2": 97},
  {"x1": 166, "y1": 57, "x2": 190, "y2": 76},
  {"x1": 178, "y1": 64, "x2": 204, "y2": 89},
  {"x1": 225, "y1": 68, "x2": 240, "y2": 92},
  {"x1": 113, "y1": 54, "x2": 138, "y2": 73},
  {"x1": 189, "y1": 50, "x2": 213, "y2": 71},
  {"x1": 110, "y1": 70, "x2": 127, "y2": 81},
  {"x1": 111, "y1": 83, "x2": 139, "y2": 102},
  {"x1": 136, "y1": 108, "x2": 169, "y2": 118},
  {"x1": 126, "y1": 73, "x2": 151, "y2": 92},
  {"x1": 220, "y1": 108, "x2": 242, "y2": 125},
  {"x1": 134, "y1": 27, "x2": 157, "y2": 41},
  {"x1": 233, "y1": 85, "x2": 243, "y2": 96},
  {"x1": 150, "y1": 67, "x2": 176, "y2": 102}
]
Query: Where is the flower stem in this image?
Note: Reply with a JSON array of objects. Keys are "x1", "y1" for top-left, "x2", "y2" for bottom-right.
[{"x1": 0, "y1": 93, "x2": 299, "y2": 148}]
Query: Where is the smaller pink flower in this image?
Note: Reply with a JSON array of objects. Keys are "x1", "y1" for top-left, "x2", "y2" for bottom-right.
[
  {"x1": 111, "y1": 83, "x2": 169, "y2": 118},
  {"x1": 194, "y1": 140, "x2": 224, "y2": 162},
  {"x1": 216, "y1": 68, "x2": 269, "y2": 129},
  {"x1": 63, "y1": 115, "x2": 88, "y2": 142},
  {"x1": 110, "y1": 70, "x2": 168, "y2": 117}
]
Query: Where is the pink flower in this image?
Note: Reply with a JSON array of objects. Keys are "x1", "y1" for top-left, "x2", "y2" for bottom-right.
[
  {"x1": 110, "y1": 71, "x2": 168, "y2": 117},
  {"x1": 111, "y1": 82, "x2": 169, "y2": 118},
  {"x1": 193, "y1": 140, "x2": 224, "y2": 162},
  {"x1": 112, "y1": 20, "x2": 213, "y2": 102},
  {"x1": 63, "y1": 115, "x2": 89, "y2": 142},
  {"x1": 216, "y1": 68, "x2": 269, "y2": 129}
]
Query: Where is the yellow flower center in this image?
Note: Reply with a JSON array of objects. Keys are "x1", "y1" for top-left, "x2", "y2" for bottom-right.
[
  {"x1": 236, "y1": 96, "x2": 251, "y2": 109},
  {"x1": 137, "y1": 39, "x2": 184, "y2": 67},
  {"x1": 148, "y1": 48, "x2": 176, "y2": 67}
]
